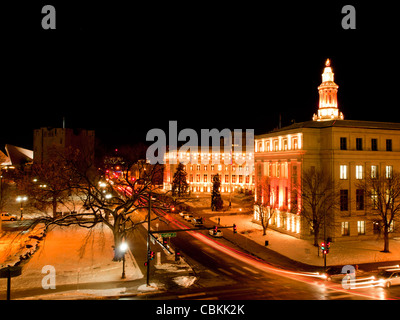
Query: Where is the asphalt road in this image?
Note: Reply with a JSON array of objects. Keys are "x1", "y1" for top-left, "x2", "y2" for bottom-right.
[{"x1": 132, "y1": 207, "x2": 400, "y2": 300}]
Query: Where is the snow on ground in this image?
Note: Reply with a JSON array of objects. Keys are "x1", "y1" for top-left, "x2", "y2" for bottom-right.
[
  {"x1": 173, "y1": 276, "x2": 196, "y2": 288},
  {"x1": 0, "y1": 225, "x2": 45, "y2": 268},
  {"x1": 211, "y1": 214, "x2": 400, "y2": 267},
  {"x1": 18, "y1": 287, "x2": 130, "y2": 300},
  {"x1": 0, "y1": 224, "x2": 143, "y2": 293},
  {"x1": 137, "y1": 283, "x2": 159, "y2": 292}
]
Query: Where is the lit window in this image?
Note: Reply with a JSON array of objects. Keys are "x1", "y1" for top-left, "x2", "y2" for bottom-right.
[
  {"x1": 357, "y1": 221, "x2": 365, "y2": 235},
  {"x1": 355, "y1": 165, "x2": 363, "y2": 179},
  {"x1": 341, "y1": 221, "x2": 350, "y2": 236},
  {"x1": 371, "y1": 165, "x2": 377, "y2": 179},
  {"x1": 340, "y1": 165, "x2": 348, "y2": 179},
  {"x1": 386, "y1": 165, "x2": 393, "y2": 179}
]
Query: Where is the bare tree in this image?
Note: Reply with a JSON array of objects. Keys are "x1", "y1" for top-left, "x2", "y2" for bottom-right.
[
  {"x1": 29, "y1": 144, "x2": 165, "y2": 261},
  {"x1": 294, "y1": 167, "x2": 339, "y2": 246},
  {"x1": 356, "y1": 169, "x2": 400, "y2": 253},
  {"x1": 254, "y1": 177, "x2": 276, "y2": 236},
  {"x1": 17, "y1": 154, "x2": 74, "y2": 217}
]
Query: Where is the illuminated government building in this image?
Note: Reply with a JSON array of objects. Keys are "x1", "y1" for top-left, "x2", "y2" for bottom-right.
[
  {"x1": 163, "y1": 134, "x2": 255, "y2": 194},
  {"x1": 254, "y1": 59, "x2": 400, "y2": 241}
]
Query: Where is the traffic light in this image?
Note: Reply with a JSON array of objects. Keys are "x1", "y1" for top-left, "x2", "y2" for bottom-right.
[
  {"x1": 162, "y1": 237, "x2": 168, "y2": 246},
  {"x1": 321, "y1": 242, "x2": 326, "y2": 253},
  {"x1": 233, "y1": 223, "x2": 237, "y2": 234},
  {"x1": 213, "y1": 225, "x2": 218, "y2": 235},
  {"x1": 326, "y1": 242, "x2": 331, "y2": 254},
  {"x1": 175, "y1": 250, "x2": 181, "y2": 261},
  {"x1": 148, "y1": 250, "x2": 154, "y2": 260}
]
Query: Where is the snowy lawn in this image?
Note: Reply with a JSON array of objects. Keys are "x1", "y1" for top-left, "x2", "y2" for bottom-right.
[{"x1": 0, "y1": 224, "x2": 143, "y2": 293}]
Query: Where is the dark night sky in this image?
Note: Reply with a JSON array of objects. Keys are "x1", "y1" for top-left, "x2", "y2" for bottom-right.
[{"x1": 1, "y1": 2, "x2": 397, "y2": 152}]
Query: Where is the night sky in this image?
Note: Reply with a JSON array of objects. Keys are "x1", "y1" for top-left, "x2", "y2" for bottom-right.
[{"x1": 1, "y1": 2, "x2": 397, "y2": 152}]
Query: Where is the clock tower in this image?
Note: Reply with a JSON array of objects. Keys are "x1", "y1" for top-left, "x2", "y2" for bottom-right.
[{"x1": 313, "y1": 59, "x2": 344, "y2": 121}]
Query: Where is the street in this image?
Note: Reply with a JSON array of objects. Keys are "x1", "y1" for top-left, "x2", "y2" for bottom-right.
[{"x1": 127, "y1": 205, "x2": 400, "y2": 300}]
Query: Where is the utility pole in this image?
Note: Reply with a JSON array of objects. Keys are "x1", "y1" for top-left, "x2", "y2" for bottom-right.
[{"x1": 147, "y1": 192, "x2": 151, "y2": 286}]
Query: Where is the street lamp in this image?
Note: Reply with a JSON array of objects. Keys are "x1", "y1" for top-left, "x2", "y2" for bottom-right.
[
  {"x1": 16, "y1": 196, "x2": 27, "y2": 220},
  {"x1": 119, "y1": 241, "x2": 128, "y2": 279}
]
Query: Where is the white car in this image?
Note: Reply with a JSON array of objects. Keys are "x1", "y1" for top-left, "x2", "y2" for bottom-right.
[
  {"x1": 184, "y1": 214, "x2": 194, "y2": 221},
  {"x1": 0, "y1": 212, "x2": 17, "y2": 221},
  {"x1": 377, "y1": 269, "x2": 400, "y2": 288},
  {"x1": 209, "y1": 229, "x2": 223, "y2": 238},
  {"x1": 179, "y1": 211, "x2": 187, "y2": 217}
]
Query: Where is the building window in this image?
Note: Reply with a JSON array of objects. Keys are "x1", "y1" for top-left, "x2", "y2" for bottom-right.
[
  {"x1": 196, "y1": 174, "x2": 201, "y2": 182},
  {"x1": 355, "y1": 165, "x2": 363, "y2": 180},
  {"x1": 245, "y1": 175, "x2": 250, "y2": 183},
  {"x1": 238, "y1": 175, "x2": 243, "y2": 183},
  {"x1": 225, "y1": 175, "x2": 229, "y2": 183},
  {"x1": 357, "y1": 221, "x2": 366, "y2": 235},
  {"x1": 356, "y1": 189, "x2": 365, "y2": 210},
  {"x1": 356, "y1": 138, "x2": 363, "y2": 150},
  {"x1": 340, "y1": 165, "x2": 348, "y2": 179},
  {"x1": 203, "y1": 174, "x2": 208, "y2": 183},
  {"x1": 232, "y1": 175, "x2": 236, "y2": 183},
  {"x1": 371, "y1": 165, "x2": 378, "y2": 179},
  {"x1": 371, "y1": 189, "x2": 378, "y2": 209},
  {"x1": 341, "y1": 221, "x2": 350, "y2": 236},
  {"x1": 386, "y1": 165, "x2": 393, "y2": 179},
  {"x1": 292, "y1": 138, "x2": 298, "y2": 150},
  {"x1": 340, "y1": 190, "x2": 349, "y2": 211},
  {"x1": 340, "y1": 137, "x2": 347, "y2": 150},
  {"x1": 371, "y1": 139, "x2": 378, "y2": 151},
  {"x1": 283, "y1": 139, "x2": 288, "y2": 150},
  {"x1": 386, "y1": 139, "x2": 392, "y2": 151},
  {"x1": 274, "y1": 140, "x2": 279, "y2": 151}
]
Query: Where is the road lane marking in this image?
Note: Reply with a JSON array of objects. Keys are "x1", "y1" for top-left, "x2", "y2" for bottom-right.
[
  {"x1": 217, "y1": 268, "x2": 233, "y2": 276},
  {"x1": 242, "y1": 266, "x2": 259, "y2": 274},
  {"x1": 205, "y1": 269, "x2": 218, "y2": 277},
  {"x1": 178, "y1": 292, "x2": 207, "y2": 299},
  {"x1": 230, "y1": 267, "x2": 246, "y2": 275}
]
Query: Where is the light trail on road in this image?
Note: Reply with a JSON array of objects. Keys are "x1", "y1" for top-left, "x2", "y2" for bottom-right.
[{"x1": 152, "y1": 205, "x2": 393, "y2": 300}]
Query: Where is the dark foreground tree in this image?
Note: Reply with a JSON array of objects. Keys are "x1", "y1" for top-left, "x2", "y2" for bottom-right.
[
  {"x1": 171, "y1": 162, "x2": 189, "y2": 197},
  {"x1": 356, "y1": 169, "x2": 400, "y2": 253},
  {"x1": 294, "y1": 167, "x2": 339, "y2": 246},
  {"x1": 254, "y1": 177, "x2": 276, "y2": 236},
  {"x1": 29, "y1": 144, "x2": 164, "y2": 261},
  {"x1": 211, "y1": 174, "x2": 223, "y2": 211}
]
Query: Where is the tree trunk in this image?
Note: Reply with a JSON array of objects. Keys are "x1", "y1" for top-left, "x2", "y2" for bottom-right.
[
  {"x1": 313, "y1": 228, "x2": 319, "y2": 247},
  {"x1": 382, "y1": 225, "x2": 390, "y2": 252},
  {"x1": 52, "y1": 197, "x2": 57, "y2": 218}
]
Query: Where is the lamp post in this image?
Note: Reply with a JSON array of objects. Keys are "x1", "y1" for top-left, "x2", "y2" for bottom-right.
[
  {"x1": 16, "y1": 196, "x2": 27, "y2": 220},
  {"x1": 119, "y1": 241, "x2": 128, "y2": 279}
]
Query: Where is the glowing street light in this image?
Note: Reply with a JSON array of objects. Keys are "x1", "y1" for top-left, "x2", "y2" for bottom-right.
[
  {"x1": 16, "y1": 196, "x2": 27, "y2": 220},
  {"x1": 119, "y1": 241, "x2": 129, "y2": 279}
]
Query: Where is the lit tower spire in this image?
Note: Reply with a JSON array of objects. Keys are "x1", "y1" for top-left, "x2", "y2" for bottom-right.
[{"x1": 312, "y1": 59, "x2": 344, "y2": 121}]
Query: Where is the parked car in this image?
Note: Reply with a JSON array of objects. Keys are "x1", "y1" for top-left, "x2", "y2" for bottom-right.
[
  {"x1": 0, "y1": 212, "x2": 17, "y2": 221},
  {"x1": 192, "y1": 217, "x2": 204, "y2": 226},
  {"x1": 209, "y1": 229, "x2": 223, "y2": 238},
  {"x1": 179, "y1": 211, "x2": 187, "y2": 217},
  {"x1": 184, "y1": 214, "x2": 194, "y2": 221},
  {"x1": 377, "y1": 268, "x2": 400, "y2": 288}
]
